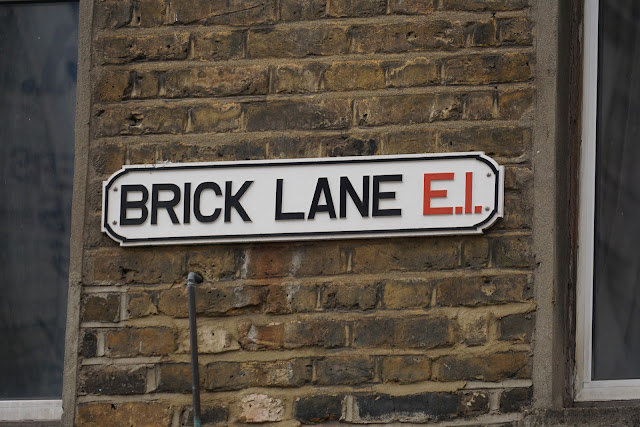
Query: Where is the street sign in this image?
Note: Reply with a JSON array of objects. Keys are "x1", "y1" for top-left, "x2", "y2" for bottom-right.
[{"x1": 102, "y1": 152, "x2": 504, "y2": 246}]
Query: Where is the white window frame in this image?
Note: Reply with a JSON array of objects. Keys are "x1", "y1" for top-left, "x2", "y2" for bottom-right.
[{"x1": 576, "y1": 0, "x2": 640, "y2": 401}]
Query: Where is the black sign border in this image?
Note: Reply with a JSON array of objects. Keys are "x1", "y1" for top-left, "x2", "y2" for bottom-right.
[{"x1": 103, "y1": 153, "x2": 501, "y2": 245}]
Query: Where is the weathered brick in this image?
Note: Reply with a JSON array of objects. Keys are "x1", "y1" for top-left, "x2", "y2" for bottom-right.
[
  {"x1": 127, "y1": 292, "x2": 157, "y2": 318},
  {"x1": 498, "y1": 194, "x2": 533, "y2": 229},
  {"x1": 239, "y1": 319, "x2": 346, "y2": 350},
  {"x1": 88, "y1": 248, "x2": 186, "y2": 284},
  {"x1": 248, "y1": 26, "x2": 350, "y2": 58},
  {"x1": 80, "y1": 329, "x2": 98, "y2": 358},
  {"x1": 134, "y1": 70, "x2": 161, "y2": 98},
  {"x1": 81, "y1": 294, "x2": 120, "y2": 322},
  {"x1": 492, "y1": 235, "x2": 533, "y2": 268},
  {"x1": 500, "y1": 387, "x2": 533, "y2": 412},
  {"x1": 96, "y1": 0, "x2": 132, "y2": 28},
  {"x1": 176, "y1": 323, "x2": 240, "y2": 354},
  {"x1": 186, "y1": 248, "x2": 239, "y2": 281},
  {"x1": 353, "y1": 316, "x2": 452, "y2": 349},
  {"x1": 381, "y1": 356, "x2": 431, "y2": 383},
  {"x1": 459, "y1": 391, "x2": 490, "y2": 415},
  {"x1": 383, "y1": 129, "x2": 437, "y2": 154},
  {"x1": 499, "y1": 17, "x2": 533, "y2": 45},
  {"x1": 320, "y1": 281, "x2": 378, "y2": 311},
  {"x1": 324, "y1": 60, "x2": 386, "y2": 91},
  {"x1": 325, "y1": 134, "x2": 380, "y2": 157},
  {"x1": 383, "y1": 278, "x2": 434, "y2": 309},
  {"x1": 158, "y1": 284, "x2": 265, "y2": 317},
  {"x1": 239, "y1": 394, "x2": 285, "y2": 423},
  {"x1": 246, "y1": 99, "x2": 350, "y2": 131},
  {"x1": 444, "y1": 53, "x2": 533, "y2": 85},
  {"x1": 137, "y1": 0, "x2": 165, "y2": 26},
  {"x1": 505, "y1": 166, "x2": 533, "y2": 191},
  {"x1": 106, "y1": 327, "x2": 176, "y2": 356},
  {"x1": 327, "y1": 0, "x2": 386, "y2": 17},
  {"x1": 163, "y1": 66, "x2": 269, "y2": 98},
  {"x1": 499, "y1": 312, "x2": 534, "y2": 343},
  {"x1": 97, "y1": 70, "x2": 132, "y2": 102},
  {"x1": 437, "y1": 274, "x2": 532, "y2": 306},
  {"x1": 464, "y1": 19, "x2": 497, "y2": 47},
  {"x1": 180, "y1": 406, "x2": 228, "y2": 426},
  {"x1": 267, "y1": 134, "x2": 379, "y2": 158},
  {"x1": 437, "y1": 126, "x2": 531, "y2": 159},
  {"x1": 390, "y1": 0, "x2": 435, "y2": 14},
  {"x1": 205, "y1": 359, "x2": 312, "y2": 390},
  {"x1": 169, "y1": 0, "x2": 276, "y2": 25},
  {"x1": 460, "y1": 313, "x2": 489, "y2": 346},
  {"x1": 103, "y1": 33, "x2": 190, "y2": 64},
  {"x1": 355, "y1": 93, "x2": 463, "y2": 126},
  {"x1": 464, "y1": 91, "x2": 496, "y2": 120},
  {"x1": 272, "y1": 63, "x2": 324, "y2": 94},
  {"x1": 192, "y1": 31, "x2": 244, "y2": 61},
  {"x1": 442, "y1": 0, "x2": 528, "y2": 11},
  {"x1": 433, "y1": 351, "x2": 531, "y2": 381},
  {"x1": 295, "y1": 395, "x2": 344, "y2": 424},
  {"x1": 355, "y1": 392, "x2": 459, "y2": 423},
  {"x1": 352, "y1": 21, "x2": 464, "y2": 54},
  {"x1": 77, "y1": 402, "x2": 172, "y2": 426},
  {"x1": 95, "y1": 106, "x2": 187, "y2": 137},
  {"x1": 351, "y1": 239, "x2": 459, "y2": 274},
  {"x1": 265, "y1": 282, "x2": 317, "y2": 314},
  {"x1": 462, "y1": 237, "x2": 490, "y2": 268},
  {"x1": 281, "y1": 0, "x2": 326, "y2": 21},
  {"x1": 315, "y1": 356, "x2": 374, "y2": 385},
  {"x1": 499, "y1": 87, "x2": 535, "y2": 120},
  {"x1": 156, "y1": 363, "x2": 193, "y2": 393},
  {"x1": 387, "y1": 57, "x2": 440, "y2": 88},
  {"x1": 190, "y1": 103, "x2": 242, "y2": 134},
  {"x1": 79, "y1": 365, "x2": 146, "y2": 395}
]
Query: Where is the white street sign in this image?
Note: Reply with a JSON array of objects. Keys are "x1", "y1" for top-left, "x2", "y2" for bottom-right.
[{"x1": 102, "y1": 152, "x2": 504, "y2": 246}]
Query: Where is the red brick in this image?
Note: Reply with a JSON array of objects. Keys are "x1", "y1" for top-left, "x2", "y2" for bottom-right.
[{"x1": 106, "y1": 327, "x2": 176, "y2": 356}]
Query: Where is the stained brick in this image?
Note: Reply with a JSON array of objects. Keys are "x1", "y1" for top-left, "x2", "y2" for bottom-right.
[
  {"x1": 383, "y1": 278, "x2": 434, "y2": 309},
  {"x1": 103, "y1": 33, "x2": 190, "y2": 64},
  {"x1": 80, "y1": 330, "x2": 98, "y2": 358},
  {"x1": 499, "y1": 312, "x2": 534, "y2": 343},
  {"x1": 127, "y1": 292, "x2": 157, "y2": 318},
  {"x1": 492, "y1": 235, "x2": 534, "y2": 268},
  {"x1": 315, "y1": 356, "x2": 375, "y2": 385},
  {"x1": 280, "y1": 0, "x2": 326, "y2": 21},
  {"x1": 97, "y1": 70, "x2": 132, "y2": 102},
  {"x1": 265, "y1": 282, "x2": 317, "y2": 314},
  {"x1": 323, "y1": 60, "x2": 386, "y2": 91},
  {"x1": 77, "y1": 402, "x2": 172, "y2": 426},
  {"x1": 138, "y1": 0, "x2": 165, "y2": 26},
  {"x1": 169, "y1": 0, "x2": 276, "y2": 25},
  {"x1": 355, "y1": 93, "x2": 464, "y2": 126},
  {"x1": 353, "y1": 316, "x2": 452, "y2": 349},
  {"x1": 106, "y1": 327, "x2": 176, "y2": 357},
  {"x1": 327, "y1": 0, "x2": 386, "y2": 17},
  {"x1": 464, "y1": 91, "x2": 495, "y2": 120},
  {"x1": 320, "y1": 281, "x2": 378, "y2": 310},
  {"x1": 384, "y1": 129, "x2": 438, "y2": 155},
  {"x1": 294, "y1": 395, "x2": 344, "y2": 424},
  {"x1": 156, "y1": 363, "x2": 193, "y2": 393},
  {"x1": 500, "y1": 387, "x2": 533, "y2": 412},
  {"x1": 247, "y1": 26, "x2": 350, "y2": 58},
  {"x1": 390, "y1": 0, "x2": 436, "y2": 15},
  {"x1": 437, "y1": 126, "x2": 532, "y2": 159},
  {"x1": 239, "y1": 320, "x2": 346, "y2": 350},
  {"x1": 88, "y1": 248, "x2": 186, "y2": 284},
  {"x1": 190, "y1": 103, "x2": 242, "y2": 134},
  {"x1": 192, "y1": 31, "x2": 244, "y2": 61},
  {"x1": 355, "y1": 392, "x2": 459, "y2": 423},
  {"x1": 442, "y1": 0, "x2": 528, "y2": 11},
  {"x1": 387, "y1": 57, "x2": 440, "y2": 88},
  {"x1": 246, "y1": 99, "x2": 351, "y2": 131},
  {"x1": 459, "y1": 391, "x2": 490, "y2": 415},
  {"x1": 181, "y1": 406, "x2": 228, "y2": 426},
  {"x1": 433, "y1": 351, "x2": 531, "y2": 381},
  {"x1": 186, "y1": 248, "x2": 239, "y2": 281},
  {"x1": 436, "y1": 274, "x2": 532, "y2": 306},
  {"x1": 381, "y1": 356, "x2": 431, "y2": 383},
  {"x1": 499, "y1": 17, "x2": 534, "y2": 45},
  {"x1": 499, "y1": 87, "x2": 535, "y2": 120},
  {"x1": 464, "y1": 19, "x2": 498, "y2": 47},
  {"x1": 272, "y1": 63, "x2": 324, "y2": 94},
  {"x1": 444, "y1": 53, "x2": 533, "y2": 85},
  {"x1": 461, "y1": 237, "x2": 490, "y2": 268},
  {"x1": 81, "y1": 294, "x2": 120, "y2": 322},
  {"x1": 95, "y1": 106, "x2": 187, "y2": 137},
  {"x1": 352, "y1": 21, "x2": 464, "y2": 54},
  {"x1": 158, "y1": 284, "x2": 266, "y2": 317},
  {"x1": 205, "y1": 359, "x2": 312, "y2": 390},
  {"x1": 79, "y1": 365, "x2": 146, "y2": 395},
  {"x1": 96, "y1": 0, "x2": 132, "y2": 28},
  {"x1": 162, "y1": 66, "x2": 269, "y2": 98}
]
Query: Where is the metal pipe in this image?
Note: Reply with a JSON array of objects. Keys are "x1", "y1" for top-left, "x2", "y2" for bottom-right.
[{"x1": 187, "y1": 272, "x2": 203, "y2": 427}]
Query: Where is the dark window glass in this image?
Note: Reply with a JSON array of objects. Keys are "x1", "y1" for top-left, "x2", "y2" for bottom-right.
[
  {"x1": 593, "y1": 0, "x2": 640, "y2": 380},
  {"x1": 0, "y1": 2, "x2": 78, "y2": 398}
]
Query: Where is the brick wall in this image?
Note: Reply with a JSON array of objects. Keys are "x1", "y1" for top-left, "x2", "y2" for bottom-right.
[{"x1": 75, "y1": 0, "x2": 535, "y2": 424}]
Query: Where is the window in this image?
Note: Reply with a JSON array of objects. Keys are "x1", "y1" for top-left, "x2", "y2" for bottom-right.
[
  {"x1": 577, "y1": 0, "x2": 640, "y2": 400},
  {"x1": 0, "y1": 1, "x2": 78, "y2": 421}
]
